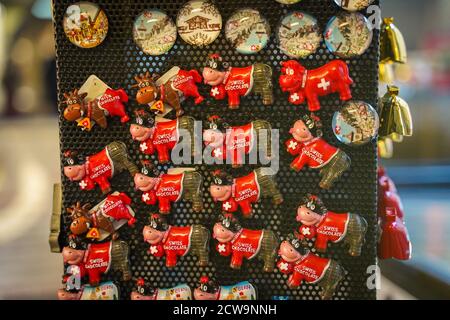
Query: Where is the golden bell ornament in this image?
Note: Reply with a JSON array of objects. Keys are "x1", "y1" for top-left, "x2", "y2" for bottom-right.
[
  {"x1": 378, "y1": 137, "x2": 394, "y2": 159},
  {"x1": 379, "y1": 62, "x2": 395, "y2": 84},
  {"x1": 379, "y1": 86, "x2": 413, "y2": 138},
  {"x1": 380, "y1": 17, "x2": 407, "y2": 64},
  {"x1": 389, "y1": 132, "x2": 404, "y2": 143}
]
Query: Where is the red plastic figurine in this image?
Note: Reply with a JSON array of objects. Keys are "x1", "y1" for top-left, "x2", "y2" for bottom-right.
[
  {"x1": 277, "y1": 233, "x2": 346, "y2": 300},
  {"x1": 162, "y1": 67, "x2": 204, "y2": 105},
  {"x1": 213, "y1": 214, "x2": 279, "y2": 272},
  {"x1": 202, "y1": 53, "x2": 273, "y2": 109},
  {"x1": 285, "y1": 114, "x2": 351, "y2": 189},
  {"x1": 209, "y1": 169, "x2": 283, "y2": 218},
  {"x1": 377, "y1": 166, "x2": 411, "y2": 260},
  {"x1": 66, "y1": 193, "x2": 136, "y2": 241},
  {"x1": 296, "y1": 194, "x2": 367, "y2": 256},
  {"x1": 193, "y1": 276, "x2": 257, "y2": 300},
  {"x1": 63, "y1": 141, "x2": 138, "y2": 194},
  {"x1": 203, "y1": 115, "x2": 273, "y2": 167},
  {"x1": 143, "y1": 214, "x2": 210, "y2": 268},
  {"x1": 130, "y1": 278, "x2": 192, "y2": 300},
  {"x1": 133, "y1": 161, "x2": 203, "y2": 214},
  {"x1": 62, "y1": 88, "x2": 129, "y2": 131},
  {"x1": 129, "y1": 109, "x2": 197, "y2": 164},
  {"x1": 279, "y1": 60, "x2": 353, "y2": 111},
  {"x1": 62, "y1": 237, "x2": 131, "y2": 286}
]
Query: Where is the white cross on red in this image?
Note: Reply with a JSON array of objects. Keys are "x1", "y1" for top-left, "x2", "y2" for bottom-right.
[
  {"x1": 218, "y1": 244, "x2": 226, "y2": 253},
  {"x1": 150, "y1": 246, "x2": 159, "y2": 254},
  {"x1": 223, "y1": 202, "x2": 232, "y2": 211},
  {"x1": 288, "y1": 141, "x2": 298, "y2": 150},
  {"x1": 290, "y1": 93, "x2": 300, "y2": 102},
  {"x1": 140, "y1": 143, "x2": 148, "y2": 152},
  {"x1": 302, "y1": 227, "x2": 311, "y2": 236},
  {"x1": 211, "y1": 87, "x2": 220, "y2": 97},
  {"x1": 79, "y1": 180, "x2": 87, "y2": 189},
  {"x1": 279, "y1": 262, "x2": 289, "y2": 271},
  {"x1": 142, "y1": 193, "x2": 150, "y2": 202},
  {"x1": 318, "y1": 78, "x2": 331, "y2": 91}
]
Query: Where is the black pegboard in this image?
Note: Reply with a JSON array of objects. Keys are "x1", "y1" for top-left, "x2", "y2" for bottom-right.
[{"x1": 53, "y1": 0, "x2": 379, "y2": 300}]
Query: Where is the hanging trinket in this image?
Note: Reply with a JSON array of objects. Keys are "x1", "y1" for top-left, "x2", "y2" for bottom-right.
[
  {"x1": 62, "y1": 237, "x2": 131, "y2": 286},
  {"x1": 129, "y1": 110, "x2": 197, "y2": 163},
  {"x1": 285, "y1": 115, "x2": 351, "y2": 189},
  {"x1": 279, "y1": 59, "x2": 353, "y2": 111},
  {"x1": 277, "y1": 233, "x2": 346, "y2": 300},
  {"x1": 225, "y1": 8, "x2": 270, "y2": 54},
  {"x1": 379, "y1": 86, "x2": 413, "y2": 139},
  {"x1": 63, "y1": 2, "x2": 108, "y2": 49},
  {"x1": 213, "y1": 214, "x2": 279, "y2": 272},
  {"x1": 277, "y1": 11, "x2": 321, "y2": 59},
  {"x1": 131, "y1": 278, "x2": 192, "y2": 300},
  {"x1": 62, "y1": 85, "x2": 129, "y2": 131},
  {"x1": 209, "y1": 168, "x2": 283, "y2": 218},
  {"x1": 143, "y1": 214, "x2": 210, "y2": 268},
  {"x1": 332, "y1": 100, "x2": 379, "y2": 147},
  {"x1": 333, "y1": 0, "x2": 375, "y2": 12},
  {"x1": 134, "y1": 162, "x2": 203, "y2": 214},
  {"x1": 203, "y1": 115, "x2": 273, "y2": 167},
  {"x1": 194, "y1": 276, "x2": 257, "y2": 300},
  {"x1": 380, "y1": 17, "x2": 407, "y2": 64},
  {"x1": 296, "y1": 194, "x2": 367, "y2": 256},
  {"x1": 176, "y1": 0, "x2": 222, "y2": 46},
  {"x1": 133, "y1": 10, "x2": 177, "y2": 55},
  {"x1": 324, "y1": 12, "x2": 373, "y2": 59},
  {"x1": 132, "y1": 71, "x2": 185, "y2": 117},
  {"x1": 66, "y1": 192, "x2": 136, "y2": 241},
  {"x1": 202, "y1": 53, "x2": 273, "y2": 109},
  {"x1": 58, "y1": 281, "x2": 119, "y2": 300},
  {"x1": 64, "y1": 141, "x2": 139, "y2": 194},
  {"x1": 63, "y1": 141, "x2": 138, "y2": 194}
]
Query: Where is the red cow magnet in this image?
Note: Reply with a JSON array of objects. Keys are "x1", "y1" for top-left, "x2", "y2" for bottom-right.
[
  {"x1": 209, "y1": 169, "x2": 283, "y2": 218},
  {"x1": 67, "y1": 192, "x2": 136, "y2": 241},
  {"x1": 213, "y1": 214, "x2": 279, "y2": 272},
  {"x1": 129, "y1": 110, "x2": 197, "y2": 164},
  {"x1": 62, "y1": 237, "x2": 131, "y2": 286},
  {"x1": 143, "y1": 214, "x2": 210, "y2": 268},
  {"x1": 286, "y1": 114, "x2": 351, "y2": 189},
  {"x1": 277, "y1": 234, "x2": 346, "y2": 300},
  {"x1": 134, "y1": 161, "x2": 203, "y2": 214},
  {"x1": 296, "y1": 194, "x2": 367, "y2": 256},
  {"x1": 203, "y1": 115, "x2": 273, "y2": 167},
  {"x1": 63, "y1": 141, "x2": 138, "y2": 194},
  {"x1": 279, "y1": 60, "x2": 353, "y2": 111},
  {"x1": 202, "y1": 53, "x2": 273, "y2": 109}
]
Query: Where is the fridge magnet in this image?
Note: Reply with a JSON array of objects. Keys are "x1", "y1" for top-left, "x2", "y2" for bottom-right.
[
  {"x1": 194, "y1": 276, "x2": 257, "y2": 300},
  {"x1": 333, "y1": 0, "x2": 375, "y2": 12},
  {"x1": 131, "y1": 278, "x2": 192, "y2": 300},
  {"x1": 58, "y1": 281, "x2": 119, "y2": 300},
  {"x1": 133, "y1": 10, "x2": 177, "y2": 55}
]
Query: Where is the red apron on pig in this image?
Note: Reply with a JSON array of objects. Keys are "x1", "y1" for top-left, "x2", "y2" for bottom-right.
[
  {"x1": 149, "y1": 226, "x2": 192, "y2": 267},
  {"x1": 96, "y1": 88, "x2": 129, "y2": 123},
  {"x1": 82, "y1": 242, "x2": 112, "y2": 285},
  {"x1": 286, "y1": 137, "x2": 339, "y2": 171},
  {"x1": 299, "y1": 212, "x2": 350, "y2": 251},
  {"x1": 277, "y1": 252, "x2": 330, "y2": 286},
  {"x1": 79, "y1": 149, "x2": 114, "y2": 193},
  {"x1": 211, "y1": 123, "x2": 254, "y2": 165},
  {"x1": 210, "y1": 66, "x2": 254, "y2": 107},
  {"x1": 139, "y1": 119, "x2": 179, "y2": 163},
  {"x1": 221, "y1": 171, "x2": 260, "y2": 217},
  {"x1": 141, "y1": 173, "x2": 184, "y2": 213},
  {"x1": 217, "y1": 229, "x2": 263, "y2": 268}
]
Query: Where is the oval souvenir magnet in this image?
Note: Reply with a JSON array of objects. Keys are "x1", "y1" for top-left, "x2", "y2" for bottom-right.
[
  {"x1": 332, "y1": 100, "x2": 379, "y2": 146},
  {"x1": 133, "y1": 10, "x2": 177, "y2": 55},
  {"x1": 333, "y1": 0, "x2": 375, "y2": 12},
  {"x1": 176, "y1": 0, "x2": 222, "y2": 46},
  {"x1": 324, "y1": 12, "x2": 373, "y2": 58},
  {"x1": 278, "y1": 11, "x2": 321, "y2": 59},
  {"x1": 275, "y1": 0, "x2": 302, "y2": 4},
  {"x1": 225, "y1": 9, "x2": 270, "y2": 54},
  {"x1": 63, "y1": 2, "x2": 108, "y2": 49}
]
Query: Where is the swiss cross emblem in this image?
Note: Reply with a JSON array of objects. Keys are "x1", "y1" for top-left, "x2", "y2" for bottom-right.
[
  {"x1": 79, "y1": 180, "x2": 87, "y2": 189},
  {"x1": 150, "y1": 246, "x2": 159, "y2": 254},
  {"x1": 288, "y1": 141, "x2": 298, "y2": 150},
  {"x1": 279, "y1": 262, "x2": 289, "y2": 271},
  {"x1": 302, "y1": 227, "x2": 311, "y2": 236},
  {"x1": 290, "y1": 93, "x2": 300, "y2": 102},
  {"x1": 211, "y1": 87, "x2": 220, "y2": 97},
  {"x1": 218, "y1": 244, "x2": 226, "y2": 253},
  {"x1": 140, "y1": 142, "x2": 148, "y2": 152},
  {"x1": 318, "y1": 78, "x2": 331, "y2": 91},
  {"x1": 223, "y1": 202, "x2": 232, "y2": 211},
  {"x1": 142, "y1": 193, "x2": 150, "y2": 202}
]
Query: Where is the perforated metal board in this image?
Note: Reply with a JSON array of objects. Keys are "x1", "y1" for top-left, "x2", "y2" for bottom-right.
[{"x1": 53, "y1": 0, "x2": 379, "y2": 300}]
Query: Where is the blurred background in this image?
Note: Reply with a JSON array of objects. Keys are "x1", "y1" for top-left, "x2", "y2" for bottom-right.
[{"x1": 0, "y1": 0, "x2": 448, "y2": 299}]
